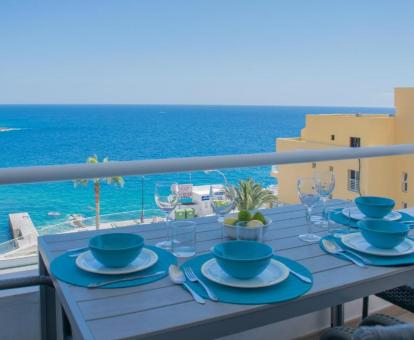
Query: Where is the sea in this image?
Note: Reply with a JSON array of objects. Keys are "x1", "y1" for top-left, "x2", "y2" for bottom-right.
[{"x1": 0, "y1": 105, "x2": 393, "y2": 242}]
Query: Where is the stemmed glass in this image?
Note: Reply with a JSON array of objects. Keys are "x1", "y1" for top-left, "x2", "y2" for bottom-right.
[
  {"x1": 297, "y1": 177, "x2": 321, "y2": 242},
  {"x1": 154, "y1": 181, "x2": 179, "y2": 249},
  {"x1": 315, "y1": 170, "x2": 336, "y2": 226},
  {"x1": 210, "y1": 184, "x2": 236, "y2": 223}
]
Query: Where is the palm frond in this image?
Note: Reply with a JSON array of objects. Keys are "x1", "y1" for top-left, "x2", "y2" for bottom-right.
[
  {"x1": 106, "y1": 176, "x2": 125, "y2": 187},
  {"x1": 74, "y1": 155, "x2": 125, "y2": 187},
  {"x1": 87, "y1": 155, "x2": 99, "y2": 164},
  {"x1": 234, "y1": 178, "x2": 277, "y2": 210},
  {"x1": 73, "y1": 178, "x2": 89, "y2": 187}
]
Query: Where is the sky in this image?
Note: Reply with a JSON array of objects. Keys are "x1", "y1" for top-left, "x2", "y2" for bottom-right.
[{"x1": 0, "y1": 1, "x2": 413, "y2": 106}]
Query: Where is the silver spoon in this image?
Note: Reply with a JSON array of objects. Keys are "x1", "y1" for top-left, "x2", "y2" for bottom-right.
[
  {"x1": 322, "y1": 239, "x2": 366, "y2": 267},
  {"x1": 331, "y1": 238, "x2": 371, "y2": 264},
  {"x1": 169, "y1": 265, "x2": 205, "y2": 304}
]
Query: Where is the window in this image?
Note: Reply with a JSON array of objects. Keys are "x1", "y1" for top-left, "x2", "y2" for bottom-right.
[
  {"x1": 402, "y1": 172, "x2": 408, "y2": 192},
  {"x1": 348, "y1": 169, "x2": 360, "y2": 192},
  {"x1": 402, "y1": 202, "x2": 408, "y2": 209},
  {"x1": 350, "y1": 137, "x2": 361, "y2": 147},
  {"x1": 331, "y1": 134, "x2": 335, "y2": 141}
]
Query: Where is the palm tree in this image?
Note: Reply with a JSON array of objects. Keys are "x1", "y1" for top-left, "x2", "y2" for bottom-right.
[
  {"x1": 234, "y1": 178, "x2": 277, "y2": 211},
  {"x1": 74, "y1": 155, "x2": 124, "y2": 229}
]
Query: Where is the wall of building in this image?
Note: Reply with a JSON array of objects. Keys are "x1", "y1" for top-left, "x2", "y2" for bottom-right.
[
  {"x1": 273, "y1": 88, "x2": 414, "y2": 207},
  {"x1": 393, "y1": 88, "x2": 414, "y2": 208},
  {"x1": 302, "y1": 114, "x2": 394, "y2": 146},
  {"x1": 275, "y1": 139, "x2": 397, "y2": 204},
  {"x1": 275, "y1": 138, "x2": 359, "y2": 204}
]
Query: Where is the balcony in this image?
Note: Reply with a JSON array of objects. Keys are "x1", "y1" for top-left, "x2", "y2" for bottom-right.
[{"x1": 1, "y1": 145, "x2": 414, "y2": 339}]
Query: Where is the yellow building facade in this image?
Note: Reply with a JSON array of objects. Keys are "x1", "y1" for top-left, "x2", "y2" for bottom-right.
[{"x1": 273, "y1": 88, "x2": 414, "y2": 209}]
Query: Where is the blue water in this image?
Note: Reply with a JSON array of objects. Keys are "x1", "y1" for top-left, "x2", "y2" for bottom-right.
[{"x1": 0, "y1": 105, "x2": 393, "y2": 242}]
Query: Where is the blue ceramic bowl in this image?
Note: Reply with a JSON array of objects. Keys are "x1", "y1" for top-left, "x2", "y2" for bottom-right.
[
  {"x1": 355, "y1": 196, "x2": 395, "y2": 218},
  {"x1": 211, "y1": 241, "x2": 273, "y2": 279},
  {"x1": 89, "y1": 233, "x2": 144, "y2": 268},
  {"x1": 357, "y1": 219, "x2": 409, "y2": 249}
]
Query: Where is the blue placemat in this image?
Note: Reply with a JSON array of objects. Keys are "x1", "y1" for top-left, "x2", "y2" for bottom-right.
[
  {"x1": 50, "y1": 246, "x2": 176, "y2": 288},
  {"x1": 320, "y1": 235, "x2": 414, "y2": 266},
  {"x1": 183, "y1": 253, "x2": 313, "y2": 305},
  {"x1": 329, "y1": 209, "x2": 414, "y2": 229}
]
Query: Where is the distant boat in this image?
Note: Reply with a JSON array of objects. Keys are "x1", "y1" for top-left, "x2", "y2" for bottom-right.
[
  {"x1": 0, "y1": 127, "x2": 22, "y2": 132},
  {"x1": 47, "y1": 211, "x2": 61, "y2": 217}
]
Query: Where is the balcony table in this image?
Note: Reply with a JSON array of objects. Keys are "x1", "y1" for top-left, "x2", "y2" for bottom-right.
[{"x1": 38, "y1": 201, "x2": 414, "y2": 340}]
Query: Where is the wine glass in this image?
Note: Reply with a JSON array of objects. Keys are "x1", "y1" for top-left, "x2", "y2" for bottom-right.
[
  {"x1": 154, "y1": 181, "x2": 179, "y2": 249},
  {"x1": 297, "y1": 177, "x2": 321, "y2": 242},
  {"x1": 315, "y1": 170, "x2": 336, "y2": 226},
  {"x1": 210, "y1": 184, "x2": 235, "y2": 223}
]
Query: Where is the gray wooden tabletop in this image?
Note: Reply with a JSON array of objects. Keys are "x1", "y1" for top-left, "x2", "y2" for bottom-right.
[{"x1": 38, "y1": 201, "x2": 414, "y2": 340}]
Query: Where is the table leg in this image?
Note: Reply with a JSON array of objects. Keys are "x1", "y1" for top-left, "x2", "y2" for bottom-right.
[
  {"x1": 39, "y1": 253, "x2": 58, "y2": 340},
  {"x1": 330, "y1": 304, "x2": 345, "y2": 327},
  {"x1": 55, "y1": 297, "x2": 66, "y2": 340},
  {"x1": 362, "y1": 296, "x2": 369, "y2": 319}
]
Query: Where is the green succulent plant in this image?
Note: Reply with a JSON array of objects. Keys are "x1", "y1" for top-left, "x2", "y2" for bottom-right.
[{"x1": 234, "y1": 178, "x2": 277, "y2": 211}]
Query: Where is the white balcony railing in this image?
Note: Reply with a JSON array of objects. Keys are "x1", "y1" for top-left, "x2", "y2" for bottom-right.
[
  {"x1": 0, "y1": 144, "x2": 412, "y2": 268},
  {"x1": 0, "y1": 144, "x2": 413, "y2": 185}
]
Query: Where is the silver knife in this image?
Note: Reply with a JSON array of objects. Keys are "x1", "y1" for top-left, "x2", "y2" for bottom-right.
[{"x1": 88, "y1": 271, "x2": 165, "y2": 289}]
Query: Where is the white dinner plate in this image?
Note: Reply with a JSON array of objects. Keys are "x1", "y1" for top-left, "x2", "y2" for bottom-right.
[
  {"x1": 342, "y1": 207, "x2": 402, "y2": 221},
  {"x1": 76, "y1": 248, "x2": 158, "y2": 275},
  {"x1": 201, "y1": 258, "x2": 289, "y2": 288},
  {"x1": 341, "y1": 233, "x2": 414, "y2": 257}
]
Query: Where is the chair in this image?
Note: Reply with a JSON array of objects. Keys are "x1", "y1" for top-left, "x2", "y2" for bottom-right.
[
  {"x1": 360, "y1": 285, "x2": 414, "y2": 323},
  {"x1": 320, "y1": 313, "x2": 409, "y2": 340},
  {"x1": 375, "y1": 285, "x2": 414, "y2": 313}
]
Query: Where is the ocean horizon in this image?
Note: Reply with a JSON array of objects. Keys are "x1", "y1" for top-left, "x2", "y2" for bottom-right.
[{"x1": 0, "y1": 104, "x2": 393, "y2": 242}]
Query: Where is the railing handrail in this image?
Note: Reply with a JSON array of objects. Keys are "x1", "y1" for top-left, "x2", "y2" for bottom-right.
[
  {"x1": 0, "y1": 231, "x2": 38, "y2": 252},
  {"x1": 0, "y1": 144, "x2": 414, "y2": 185}
]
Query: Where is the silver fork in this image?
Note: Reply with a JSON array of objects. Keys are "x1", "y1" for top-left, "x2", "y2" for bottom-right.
[{"x1": 183, "y1": 266, "x2": 218, "y2": 301}]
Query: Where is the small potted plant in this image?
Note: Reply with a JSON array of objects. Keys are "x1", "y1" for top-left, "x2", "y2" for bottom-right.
[
  {"x1": 223, "y1": 210, "x2": 272, "y2": 241},
  {"x1": 222, "y1": 179, "x2": 276, "y2": 241}
]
